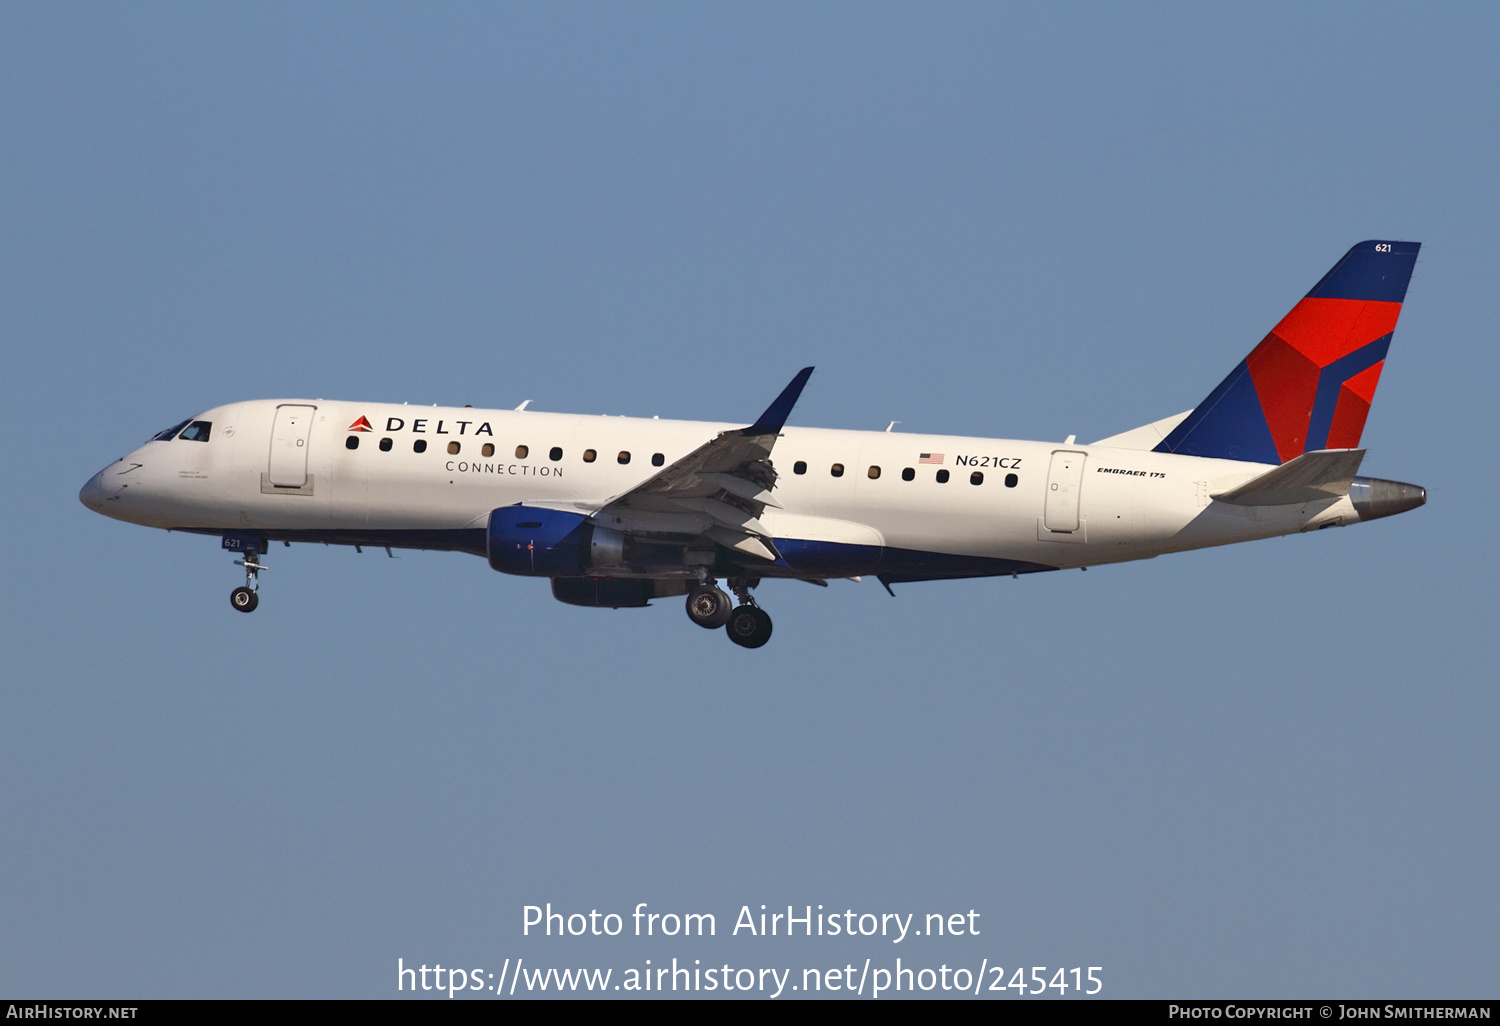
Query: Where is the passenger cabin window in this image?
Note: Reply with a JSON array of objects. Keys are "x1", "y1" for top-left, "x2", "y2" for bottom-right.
[
  {"x1": 379, "y1": 437, "x2": 393, "y2": 452},
  {"x1": 1005, "y1": 473, "x2": 1018, "y2": 488},
  {"x1": 936, "y1": 469, "x2": 949, "y2": 483},
  {"x1": 151, "y1": 419, "x2": 191, "y2": 442},
  {"x1": 618, "y1": 451, "x2": 631, "y2": 464},
  {"x1": 178, "y1": 421, "x2": 212, "y2": 442},
  {"x1": 793, "y1": 461, "x2": 807, "y2": 475},
  {"x1": 971, "y1": 471, "x2": 984, "y2": 485},
  {"x1": 447, "y1": 441, "x2": 461, "y2": 455},
  {"x1": 901, "y1": 467, "x2": 915, "y2": 481},
  {"x1": 481, "y1": 443, "x2": 495, "y2": 457},
  {"x1": 515, "y1": 445, "x2": 529, "y2": 459},
  {"x1": 346, "y1": 436, "x2": 359, "y2": 450},
  {"x1": 583, "y1": 449, "x2": 597, "y2": 463},
  {"x1": 867, "y1": 465, "x2": 881, "y2": 480},
  {"x1": 652, "y1": 453, "x2": 665, "y2": 467},
  {"x1": 414, "y1": 439, "x2": 427, "y2": 453},
  {"x1": 550, "y1": 446, "x2": 563, "y2": 461}
]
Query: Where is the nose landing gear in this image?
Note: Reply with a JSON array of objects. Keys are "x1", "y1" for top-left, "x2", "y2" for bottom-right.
[{"x1": 230, "y1": 551, "x2": 266, "y2": 613}]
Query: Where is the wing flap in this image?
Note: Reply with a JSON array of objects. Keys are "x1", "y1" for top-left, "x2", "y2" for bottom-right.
[
  {"x1": 706, "y1": 526, "x2": 781, "y2": 562},
  {"x1": 659, "y1": 496, "x2": 769, "y2": 534},
  {"x1": 705, "y1": 472, "x2": 781, "y2": 508}
]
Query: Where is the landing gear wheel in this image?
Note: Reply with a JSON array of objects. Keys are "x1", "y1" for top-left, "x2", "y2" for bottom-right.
[
  {"x1": 686, "y1": 585, "x2": 733, "y2": 629},
  {"x1": 231, "y1": 549, "x2": 267, "y2": 612},
  {"x1": 724, "y1": 604, "x2": 773, "y2": 649}
]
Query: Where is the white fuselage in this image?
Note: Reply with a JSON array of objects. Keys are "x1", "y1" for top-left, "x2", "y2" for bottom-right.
[{"x1": 81, "y1": 398, "x2": 1361, "y2": 580}]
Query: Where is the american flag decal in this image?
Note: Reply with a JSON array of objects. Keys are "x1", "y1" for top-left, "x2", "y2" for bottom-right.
[{"x1": 919, "y1": 453, "x2": 944, "y2": 465}]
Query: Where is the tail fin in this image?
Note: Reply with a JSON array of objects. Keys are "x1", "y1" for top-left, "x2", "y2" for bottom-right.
[{"x1": 1154, "y1": 240, "x2": 1420, "y2": 464}]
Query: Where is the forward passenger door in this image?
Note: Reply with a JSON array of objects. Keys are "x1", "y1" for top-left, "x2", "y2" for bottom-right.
[{"x1": 266, "y1": 404, "x2": 317, "y2": 490}]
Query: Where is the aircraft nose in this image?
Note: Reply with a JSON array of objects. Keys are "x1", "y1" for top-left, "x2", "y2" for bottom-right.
[
  {"x1": 80, "y1": 460, "x2": 134, "y2": 514},
  {"x1": 79, "y1": 470, "x2": 106, "y2": 511}
]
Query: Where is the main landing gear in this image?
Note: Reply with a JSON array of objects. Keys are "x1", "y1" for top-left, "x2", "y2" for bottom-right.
[
  {"x1": 230, "y1": 550, "x2": 266, "y2": 613},
  {"x1": 685, "y1": 577, "x2": 773, "y2": 648},
  {"x1": 685, "y1": 583, "x2": 733, "y2": 629},
  {"x1": 725, "y1": 603, "x2": 772, "y2": 649}
]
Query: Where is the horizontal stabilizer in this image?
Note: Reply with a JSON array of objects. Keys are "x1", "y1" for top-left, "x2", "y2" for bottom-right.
[{"x1": 1213, "y1": 449, "x2": 1365, "y2": 506}]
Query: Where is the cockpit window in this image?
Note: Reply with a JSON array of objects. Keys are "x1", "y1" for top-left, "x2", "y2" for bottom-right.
[
  {"x1": 151, "y1": 419, "x2": 191, "y2": 442},
  {"x1": 178, "y1": 421, "x2": 212, "y2": 442}
]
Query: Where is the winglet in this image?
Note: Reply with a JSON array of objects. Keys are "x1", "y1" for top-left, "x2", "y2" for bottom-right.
[{"x1": 744, "y1": 367, "x2": 815, "y2": 435}]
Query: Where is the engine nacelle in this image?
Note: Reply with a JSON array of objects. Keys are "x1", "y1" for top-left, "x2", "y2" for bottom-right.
[
  {"x1": 486, "y1": 506, "x2": 628, "y2": 576},
  {"x1": 550, "y1": 577, "x2": 690, "y2": 608},
  {"x1": 487, "y1": 506, "x2": 584, "y2": 576},
  {"x1": 551, "y1": 577, "x2": 654, "y2": 608}
]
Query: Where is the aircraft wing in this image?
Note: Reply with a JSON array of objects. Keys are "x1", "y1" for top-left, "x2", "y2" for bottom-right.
[{"x1": 592, "y1": 367, "x2": 815, "y2": 562}]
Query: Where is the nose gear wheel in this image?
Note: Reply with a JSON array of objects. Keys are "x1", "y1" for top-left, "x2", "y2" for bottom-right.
[{"x1": 230, "y1": 550, "x2": 266, "y2": 613}]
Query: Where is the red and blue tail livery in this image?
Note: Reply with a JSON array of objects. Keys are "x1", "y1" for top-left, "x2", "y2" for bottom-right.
[{"x1": 1154, "y1": 240, "x2": 1420, "y2": 464}]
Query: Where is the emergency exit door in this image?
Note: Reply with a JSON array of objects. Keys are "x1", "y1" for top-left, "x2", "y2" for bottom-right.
[
  {"x1": 1044, "y1": 450, "x2": 1086, "y2": 532},
  {"x1": 267, "y1": 405, "x2": 316, "y2": 487}
]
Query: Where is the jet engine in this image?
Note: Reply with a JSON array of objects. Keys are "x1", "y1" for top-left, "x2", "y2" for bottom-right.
[
  {"x1": 486, "y1": 506, "x2": 626, "y2": 576},
  {"x1": 550, "y1": 577, "x2": 654, "y2": 608},
  {"x1": 550, "y1": 577, "x2": 691, "y2": 608}
]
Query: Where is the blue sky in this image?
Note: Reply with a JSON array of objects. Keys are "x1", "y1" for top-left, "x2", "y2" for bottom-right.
[{"x1": 2, "y1": 3, "x2": 1496, "y2": 998}]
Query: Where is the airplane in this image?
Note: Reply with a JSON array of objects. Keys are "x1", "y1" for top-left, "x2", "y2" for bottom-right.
[{"x1": 80, "y1": 241, "x2": 1426, "y2": 649}]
